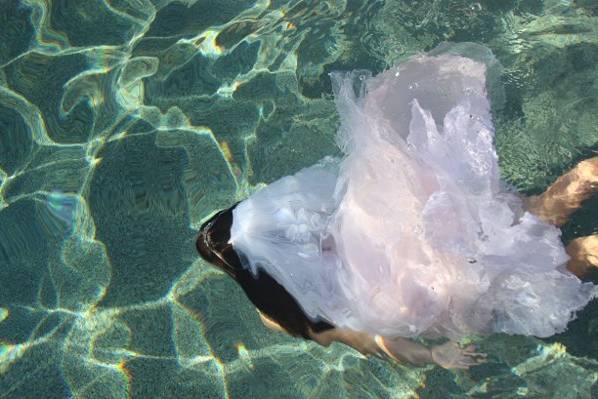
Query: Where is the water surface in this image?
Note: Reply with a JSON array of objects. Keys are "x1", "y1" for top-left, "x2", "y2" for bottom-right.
[{"x1": 1, "y1": 1, "x2": 597, "y2": 398}]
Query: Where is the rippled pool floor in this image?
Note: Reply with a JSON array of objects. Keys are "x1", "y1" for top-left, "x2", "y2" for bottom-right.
[{"x1": 1, "y1": 1, "x2": 597, "y2": 398}]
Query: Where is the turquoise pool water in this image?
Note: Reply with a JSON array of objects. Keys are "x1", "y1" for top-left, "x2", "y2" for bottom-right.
[{"x1": 0, "y1": 1, "x2": 597, "y2": 398}]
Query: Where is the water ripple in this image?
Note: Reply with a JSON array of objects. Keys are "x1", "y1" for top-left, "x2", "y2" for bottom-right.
[{"x1": 1, "y1": 1, "x2": 597, "y2": 398}]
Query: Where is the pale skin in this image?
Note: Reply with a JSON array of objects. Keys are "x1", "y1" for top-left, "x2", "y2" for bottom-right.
[
  {"x1": 525, "y1": 157, "x2": 598, "y2": 277},
  {"x1": 259, "y1": 157, "x2": 598, "y2": 369}
]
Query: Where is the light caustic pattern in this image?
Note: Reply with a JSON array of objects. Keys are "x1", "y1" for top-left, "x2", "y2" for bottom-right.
[{"x1": 0, "y1": 1, "x2": 598, "y2": 398}]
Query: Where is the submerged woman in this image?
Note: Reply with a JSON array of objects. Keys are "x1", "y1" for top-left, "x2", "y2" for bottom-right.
[{"x1": 196, "y1": 44, "x2": 598, "y2": 369}]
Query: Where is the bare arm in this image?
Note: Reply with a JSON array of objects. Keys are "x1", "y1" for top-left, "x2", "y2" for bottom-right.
[
  {"x1": 305, "y1": 326, "x2": 485, "y2": 369},
  {"x1": 374, "y1": 335, "x2": 432, "y2": 365},
  {"x1": 522, "y1": 156, "x2": 598, "y2": 277}
]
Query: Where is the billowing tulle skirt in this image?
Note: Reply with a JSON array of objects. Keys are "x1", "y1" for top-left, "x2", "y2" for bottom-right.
[{"x1": 230, "y1": 44, "x2": 597, "y2": 339}]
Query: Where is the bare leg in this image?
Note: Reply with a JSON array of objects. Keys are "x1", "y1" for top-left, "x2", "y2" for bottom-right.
[
  {"x1": 523, "y1": 157, "x2": 598, "y2": 277},
  {"x1": 524, "y1": 157, "x2": 598, "y2": 226},
  {"x1": 566, "y1": 235, "x2": 598, "y2": 277}
]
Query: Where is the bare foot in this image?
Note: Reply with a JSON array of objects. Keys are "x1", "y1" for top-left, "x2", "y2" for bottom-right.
[
  {"x1": 525, "y1": 156, "x2": 598, "y2": 226},
  {"x1": 566, "y1": 234, "x2": 598, "y2": 277},
  {"x1": 430, "y1": 341, "x2": 487, "y2": 370}
]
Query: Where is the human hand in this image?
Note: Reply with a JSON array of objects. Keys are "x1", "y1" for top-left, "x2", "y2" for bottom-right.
[{"x1": 430, "y1": 341, "x2": 487, "y2": 369}]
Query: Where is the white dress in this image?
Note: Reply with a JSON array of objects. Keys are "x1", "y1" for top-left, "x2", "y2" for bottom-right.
[{"x1": 229, "y1": 43, "x2": 597, "y2": 339}]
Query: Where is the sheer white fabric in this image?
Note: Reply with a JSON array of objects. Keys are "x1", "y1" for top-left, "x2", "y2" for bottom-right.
[{"x1": 229, "y1": 44, "x2": 597, "y2": 338}]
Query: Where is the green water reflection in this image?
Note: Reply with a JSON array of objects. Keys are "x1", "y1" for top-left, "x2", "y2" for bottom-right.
[{"x1": 0, "y1": 1, "x2": 597, "y2": 398}]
